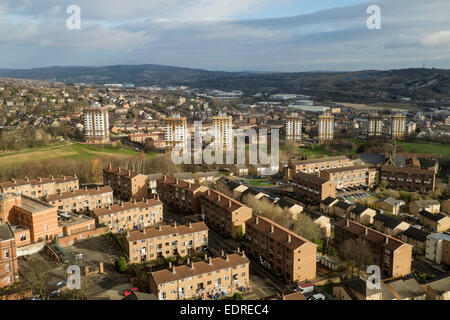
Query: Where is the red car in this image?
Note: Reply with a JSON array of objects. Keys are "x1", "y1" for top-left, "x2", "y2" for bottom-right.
[{"x1": 123, "y1": 287, "x2": 139, "y2": 296}]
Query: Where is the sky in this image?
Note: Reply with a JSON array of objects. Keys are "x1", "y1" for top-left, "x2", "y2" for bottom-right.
[{"x1": 0, "y1": 0, "x2": 449, "y2": 72}]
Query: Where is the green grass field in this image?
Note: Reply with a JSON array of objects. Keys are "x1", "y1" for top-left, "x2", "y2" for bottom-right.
[
  {"x1": 342, "y1": 138, "x2": 450, "y2": 156},
  {"x1": 0, "y1": 142, "x2": 157, "y2": 166}
]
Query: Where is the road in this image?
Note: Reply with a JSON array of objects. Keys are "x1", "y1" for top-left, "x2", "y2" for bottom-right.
[{"x1": 163, "y1": 209, "x2": 291, "y2": 298}]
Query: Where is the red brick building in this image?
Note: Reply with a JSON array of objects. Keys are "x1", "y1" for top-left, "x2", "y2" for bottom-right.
[
  {"x1": 245, "y1": 216, "x2": 317, "y2": 283},
  {"x1": 0, "y1": 224, "x2": 19, "y2": 288}
]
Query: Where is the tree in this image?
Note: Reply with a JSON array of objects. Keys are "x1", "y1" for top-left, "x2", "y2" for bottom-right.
[
  {"x1": 233, "y1": 292, "x2": 243, "y2": 300},
  {"x1": 115, "y1": 257, "x2": 128, "y2": 273},
  {"x1": 19, "y1": 257, "x2": 53, "y2": 300}
]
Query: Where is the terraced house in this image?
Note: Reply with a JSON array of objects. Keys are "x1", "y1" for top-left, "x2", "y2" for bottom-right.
[
  {"x1": 245, "y1": 216, "x2": 317, "y2": 283},
  {"x1": 283, "y1": 156, "x2": 352, "y2": 181},
  {"x1": 103, "y1": 165, "x2": 148, "y2": 201},
  {"x1": 90, "y1": 199, "x2": 163, "y2": 233},
  {"x1": 380, "y1": 166, "x2": 436, "y2": 192},
  {"x1": 45, "y1": 186, "x2": 113, "y2": 213},
  {"x1": 0, "y1": 175, "x2": 79, "y2": 198},
  {"x1": 124, "y1": 221, "x2": 208, "y2": 262},
  {"x1": 199, "y1": 189, "x2": 253, "y2": 239},
  {"x1": 149, "y1": 252, "x2": 250, "y2": 300},
  {"x1": 319, "y1": 165, "x2": 379, "y2": 189}
]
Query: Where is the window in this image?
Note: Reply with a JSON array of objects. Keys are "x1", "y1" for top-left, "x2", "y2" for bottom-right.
[{"x1": 4, "y1": 250, "x2": 9, "y2": 258}]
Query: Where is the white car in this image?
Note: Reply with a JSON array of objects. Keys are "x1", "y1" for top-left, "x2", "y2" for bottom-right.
[{"x1": 308, "y1": 293, "x2": 325, "y2": 300}]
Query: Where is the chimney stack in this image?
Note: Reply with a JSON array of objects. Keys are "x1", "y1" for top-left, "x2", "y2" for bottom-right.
[
  {"x1": 187, "y1": 257, "x2": 190, "y2": 265},
  {"x1": 120, "y1": 201, "x2": 124, "y2": 207},
  {"x1": 173, "y1": 221, "x2": 177, "y2": 228},
  {"x1": 270, "y1": 225, "x2": 274, "y2": 234},
  {"x1": 188, "y1": 222, "x2": 192, "y2": 228},
  {"x1": 188, "y1": 183, "x2": 191, "y2": 188},
  {"x1": 133, "y1": 199, "x2": 137, "y2": 204},
  {"x1": 191, "y1": 261, "x2": 194, "y2": 270},
  {"x1": 208, "y1": 257, "x2": 212, "y2": 265},
  {"x1": 241, "y1": 250, "x2": 245, "y2": 258},
  {"x1": 255, "y1": 216, "x2": 259, "y2": 225},
  {"x1": 85, "y1": 186, "x2": 88, "y2": 191},
  {"x1": 385, "y1": 237, "x2": 389, "y2": 245},
  {"x1": 207, "y1": 189, "x2": 211, "y2": 196},
  {"x1": 237, "y1": 247, "x2": 240, "y2": 253},
  {"x1": 204, "y1": 254, "x2": 208, "y2": 262},
  {"x1": 364, "y1": 228, "x2": 368, "y2": 235},
  {"x1": 346, "y1": 220, "x2": 350, "y2": 227},
  {"x1": 225, "y1": 254, "x2": 229, "y2": 261},
  {"x1": 228, "y1": 200, "x2": 232, "y2": 208},
  {"x1": 221, "y1": 250, "x2": 224, "y2": 257},
  {"x1": 218, "y1": 194, "x2": 221, "y2": 202},
  {"x1": 142, "y1": 228, "x2": 146, "y2": 234},
  {"x1": 158, "y1": 225, "x2": 162, "y2": 231},
  {"x1": 287, "y1": 234, "x2": 291, "y2": 243},
  {"x1": 176, "y1": 178, "x2": 179, "y2": 184}
]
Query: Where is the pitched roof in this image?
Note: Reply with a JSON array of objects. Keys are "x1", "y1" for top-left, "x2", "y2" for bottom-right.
[
  {"x1": 246, "y1": 216, "x2": 315, "y2": 251},
  {"x1": 46, "y1": 186, "x2": 113, "y2": 202},
  {"x1": 343, "y1": 278, "x2": 382, "y2": 297},
  {"x1": 398, "y1": 227, "x2": 429, "y2": 242},
  {"x1": 92, "y1": 199, "x2": 162, "y2": 218},
  {"x1": 335, "y1": 200, "x2": 353, "y2": 210},
  {"x1": 373, "y1": 213, "x2": 403, "y2": 229},
  {"x1": 351, "y1": 205, "x2": 370, "y2": 216},
  {"x1": 200, "y1": 189, "x2": 249, "y2": 213},
  {"x1": 103, "y1": 166, "x2": 143, "y2": 179},
  {"x1": 419, "y1": 210, "x2": 447, "y2": 222},
  {"x1": 0, "y1": 223, "x2": 14, "y2": 241},
  {"x1": 290, "y1": 155, "x2": 348, "y2": 166},
  {"x1": 126, "y1": 222, "x2": 208, "y2": 242},
  {"x1": 335, "y1": 219, "x2": 409, "y2": 251},
  {"x1": 427, "y1": 276, "x2": 450, "y2": 295},
  {"x1": 375, "y1": 197, "x2": 404, "y2": 207},
  {"x1": 321, "y1": 196, "x2": 337, "y2": 206},
  {"x1": 150, "y1": 253, "x2": 249, "y2": 284},
  {"x1": 0, "y1": 175, "x2": 78, "y2": 189}
]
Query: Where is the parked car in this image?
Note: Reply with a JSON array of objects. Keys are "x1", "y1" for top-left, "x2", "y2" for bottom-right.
[
  {"x1": 48, "y1": 289, "x2": 61, "y2": 298},
  {"x1": 294, "y1": 283, "x2": 314, "y2": 295},
  {"x1": 123, "y1": 287, "x2": 139, "y2": 297},
  {"x1": 308, "y1": 293, "x2": 326, "y2": 300}
]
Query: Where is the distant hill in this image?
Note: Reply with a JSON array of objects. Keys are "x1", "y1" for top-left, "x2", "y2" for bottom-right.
[{"x1": 1, "y1": 65, "x2": 449, "y2": 103}]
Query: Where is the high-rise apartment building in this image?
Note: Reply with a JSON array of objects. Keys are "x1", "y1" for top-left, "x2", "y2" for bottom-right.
[
  {"x1": 318, "y1": 111, "x2": 334, "y2": 142},
  {"x1": 165, "y1": 114, "x2": 188, "y2": 150},
  {"x1": 211, "y1": 113, "x2": 233, "y2": 148},
  {"x1": 391, "y1": 114, "x2": 406, "y2": 140},
  {"x1": 368, "y1": 113, "x2": 383, "y2": 137},
  {"x1": 83, "y1": 103, "x2": 110, "y2": 144},
  {"x1": 285, "y1": 113, "x2": 303, "y2": 142}
]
